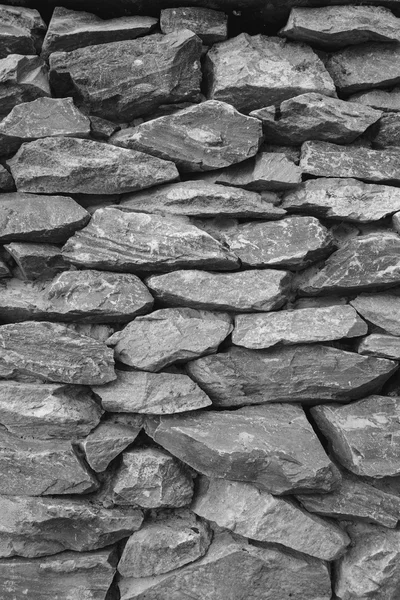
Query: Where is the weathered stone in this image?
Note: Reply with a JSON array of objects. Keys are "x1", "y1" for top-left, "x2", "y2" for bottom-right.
[
  {"x1": 107, "y1": 308, "x2": 232, "y2": 372},
  {"x1": 349, "y1": 87, "x2": 400, "y2": 112},
  {"x1": 204, "y1": 33, "x2": 336, "y2": 113},
  {"x1": 351, "y1": 292, "x2": 400, "y2": 336},
  {"x1": 186, "y1": 345, "x2": 397, "y2": 407},
  {"x1": 80, "y1": 414, "x2": 143, "y2": 472},
  {"x1": 192, "y1": 477, "x2": 349, "y2": 560},
  {"x1": 0, "y1": 321, "x2": 116, "y2": 384},
  {"x1": 112, "y1": 447, "x2": 193, "y2": 508},
  {"x1": 66, "y1": 323, "x2": 115, "y2": 343},
  {"x1": 146, "y1": 269, "x2": 292, "y2": 312},
  {"x1": 41, "y1": 6, "x2": 157, "y2": 59},
  {"x1": 160, "y1": 7, "x2": 227, "y2": 44},
  {"x1": 145, "y1": 404, "x2": 339, "y2": 495},
  {"x1": 370, "y1": 112, "x2": 400, "y2": 148},
  {"x1": 280, "y1": 6, "x2": 400, "y2": 49},
  {"x1": 250, "y1": 93, "x2": 381, "y2": 145},
  {"x1": 0, "y1": 54, "x2": 50, "y2": 119},
  {"x1": 0, "y1": 4, "x2": 46, "y2": 58},
  {"x1": 62, "y1": 208, "x2": 239, "y2": 273},
  {"x1": 283, "y1": 178, "x2": 400, "y2": 223},
  {"x1": 118, "y1": 509, "x2": 212, "y2": 577},
  {"x1": 118, "y1": 181, "x2": 284, "y2": 219},
  {"x1": 357, "y1": 333, "x2": 400, "y2": 360},
  {"x1": 110, "y1": 101, "x2": 262, "y2": 172},
  {"x1": 89, "y1": 115, "x2": 120, "y2": 140},
  {"x1": 119, "y1": 532, "x2": 331, "y2": 600},
  {"x1": 49, "y1": 31, "x2": 202, "y2": 121},
  {"x1": 0, "y1": 381, "x2": 102, "y2": 439},
  {"x1": 92, "y1": 370, "x2": 211, "y2": 414},
  {"x1": 298, "y1": 233, "x2": 400, "y2": 295},
  {"x1": 0, "y1": 547, "x2": 116, "y2": 600},
  {"x1": 4, "y1": 242, "x2": 68, "y2": 280},
  {"x1": 7, "y1": 136, "x2": 179, "y2": 195},
  {"x1": 0, "y1": 165, "x2": 14, "y2": 190},
  {"x1": 232, "y1": 305, "x2": 367, "y2": 349},
  {"x1": 312, "y1": 396, "x2": 400, "y2": 478}
]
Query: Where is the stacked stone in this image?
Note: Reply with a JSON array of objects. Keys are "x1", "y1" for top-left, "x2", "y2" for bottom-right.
[{"x1": 2, "y1": 2, "x2": 400, "y2": 599}]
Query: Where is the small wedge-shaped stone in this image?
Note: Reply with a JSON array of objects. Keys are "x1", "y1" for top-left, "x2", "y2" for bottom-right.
[
  {"x1": 351, "y1": 292, "x2": 400, "y2": 336},
  {"x1": 160, "y1": 7, "x2": 226, "y2": 45},
  {"x1": 107, "y1": 308, "x2": 232, "y2": 372},
  {"x1": 0, "y1": 494, "x2": 143, "y2": 557},
  {"x1": 312, "y1": 396, "x2": 400, "y2": 478},
  {"x1": 112, "y1": 447, "x2": 193, "y2": 508},
  {"x1": 119, "y1": 532, "x2": 331, "y2": 600},
  {"x1": 110, "y1": 101, "x2": 263, "y2": 172},
  {"x1": 49, "y1": 31, "x2": 202, "y2": 121},
  {"x1": 186, "y1": 345, "x2": 397, "y2": 407},
  {"x1": 0, "y1": 54, "x2": 50, "y2": 118},
  {"x1": 4, "y1": 242, "x2": 69, "y2": 280},
  {"x1": 0, "y1": 193, "x2": 89, "y2": 243},
  {"x1": 92, "y1": 370, "x2": 211, "y2": 414},
  {"x1": 119, "y1": 181, "x2": 284, "y2": 219},
  {"x1": 233, "y1": 305, "x2": 367, "y2": 349},
  {"x1": 146, "y1": 269, "x2": 292, "y2": 312},
  {"x1": 0, "y1": 165, "x2": 13, "y2": 190},
  {"x1": 280, "y1": 6, "x2": 400, "y2": 49},
  {"x1": 145, "y1": 405, "x2": 339, "y2": 495},
  {"x1": 357, "y1": 333, "x2": 400, "y2": 360},
  {"x1": 0, "y1": 427, "x2": 98, "y2": 495},
  {"x1": 192, "y1": 477, "x2": 349, "y2": 560},
  {"x1": 250, "y1": 93, "x2": 381, "y2": 145},
  {"x1": 0, "y1": 547, "x2": 116, "y2": 600},
  {"x1": 7, "y1": 136, "x2": 179, "y2": 195},
  {"x1": 0, "y1": 5, "x2": 46, "y2": 58},
  {"x1": 0, "y1": 381, "x2": 102, "y2": 439},
  {"x1": 349, "y1": 87, "x2": 400, "y2": 112},
  {"x1": 205, "y1": 33, "x2": 336, "y2": 113},
  {"x1": 298, "y1": 233, "x2": 400, "y2": 295},
  {"x1": 0, "y1": 321, "x2": 115, "y2": 384},
  {"x1": 41, "y1": 7, "x2": 157, "y2": 59},
  {"x1": 62, "y1": 208, "x2": 238, "y2": 273},
  {"x1": 118, "y1": 509, "x2": 212, "y2": 577},
  {"x1": 283, "y1": 178, "x2": 400, "y2": 223}
]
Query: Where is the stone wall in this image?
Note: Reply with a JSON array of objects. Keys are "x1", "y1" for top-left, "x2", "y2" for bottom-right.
[{"x1": 1, "y1": 1, "x2": 400, "y2": 599}]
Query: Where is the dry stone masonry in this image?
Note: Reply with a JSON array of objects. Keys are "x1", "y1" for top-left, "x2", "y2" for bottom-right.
[{"x1": 2, "y1": 1, "x2": 400, "y2": 599}]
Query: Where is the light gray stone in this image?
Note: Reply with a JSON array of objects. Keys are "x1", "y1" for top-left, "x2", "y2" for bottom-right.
[
  {"x1": 160, "y1": 7, "x2": 227, "y2": 44},
  {"x1": 0, "y1": 4, "x2": 46, "y2": 58},
  {"x1": 0, "y1": 54, "x2": 50, "y2": 118},
  {"x1": 357, "y1": 333, "x2": 400, "y2": 360},
  {"x1": 349, "y1": 87, "x2": 400, "y2": 112},
  {"x1": 351, "y1": 292, "x2": 400, "y2": 336},
  {"x1": 4, "y1": 242, "x2": 69, "y2": 280}
]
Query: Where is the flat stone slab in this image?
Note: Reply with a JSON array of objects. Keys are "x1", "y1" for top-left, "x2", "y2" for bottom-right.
[
  {"x1": 0, "y1": 54, "x2": 50, "y2": 119},
  {"x1": 92, "y1": 370, "x2": 211, "y2": 414},
  {"x1": 41, "y1": 6, "x2": 157, "y2": 59},
  {"x1": 145, "y1": 404, "x2": 339, "y2": 495},
  {"x1": 357, "y1": 333, "x2": 400, "y2": 360},
  {"x1": 107, "y1": 308, "x2": 232, "y2": 371},
  {"x1": 312, "y1": 396, "x2": 400, "y2": 478},
  {"x1": 186, "y1": 345, "x2": 397, "y2": 406},
  {"x1": 62, "y1": 208, "x2": 239, "y2": 273},
  {"x1": 204, "y1": 33, "x2": 336, "y2": 113},
  {"x1": 349, "y1": 86, "x2": 400, "y2": 112},
  {"x1": 0, "y1": 321, "x2": 116, "y2": 385},
  {"x1": 0, "y1": 494, "x2": 143, "y2": 557},
  {"x1": 49, "y1": 31, "x2": 202, "y2": 121},
  {"x1": 0, "y1": 5, "x2": 46, "y2": 58},
  {"x1": 232, "y1": 305, "x2": 367, "y2": 349},
  {"x1": 7, "y1": 136, "x2": 179, "y2": 195},
  {"x1": 160, "y1": 7, "x2": 227, "y2": 44},
  {"x1": 351, "y1": 292, "x2": 400, "y2": 336},
  {"x1": 4, "y1": 242, "x2": 69, "y2": 280},
  {"x1": 250, "y1": 93, "x2": 381, "y2": 145},
  {"x1": 146, "y1": 268, "x2": 292, "y2": 312}
]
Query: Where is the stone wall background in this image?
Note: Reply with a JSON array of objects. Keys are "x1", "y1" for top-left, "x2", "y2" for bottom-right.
[{"x1": 2, "y1": 1, "x2": 400, "y2": 598}]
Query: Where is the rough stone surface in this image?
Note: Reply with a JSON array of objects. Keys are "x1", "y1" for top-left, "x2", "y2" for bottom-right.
[
  {"x1": 0, "y1": 54, "x2": 50, "y2": 119},
  {"x1": 312, "y1": 396, "x2": 400, "y2": 478},
  {"x1": 0, "y1": 4, "x2": 46, "y2": 58},
  {"x1": 0, "y1": 321, "x2": 116, "y2": 384},
  {"x1": 49, "y1": 31, "x2": 202, "y2": 121},
  {"x1": 107, "y1": 308, "x2": 232, "y2": 371},
  {"x1": 41, "y1": 6, "x2": 157, "y2": 59},
  {"x1": 4, "y1": 242, "x2": 69, "y2": 280},
  {"x1": 370, "y1": 112, "x2": 400, "y2": 148},
  {"x1": 351, "y1": 292, "x2": 400, "y2": 336},
  {"x1": 349, "y1": 87, "x2": 400, "y2": 112},
  {"x1": 118, "y1": 509, "x2": 212, "y2": 577},
  {"x1": 357, "y1": 333, "x2": 400, "y2": 360},
  {"x1": 0, "y1": 258, "x2": 10, "y2": 278},
  {"x1": 160, "y1": 7, "x2": 227, "y2": 44},
  {"x1": 186, "y1": 345, "x2": 397, "y2": 407},
  {"x1": 92, "y1": 370, "x2": 211, "y2": 414},
  {"x1": 112, "y1": 447, "x2": 194, "y2": 508},
  {"x1": 145, "y1": 404, "x2": 339, "y2": 495},
  {"x1": 7, "y1": 136, "x2": 179, "y2": 195},
  {"x1": 232, "y1": 305, "x2": 367, "y2": 349},
  {"x1": 62, "y1": 208, "x2": 239, "y2": 273},
  {"x1": 0, "y1": 494, "x2": 143, "y2": 557},
  {"x1": 204, "y1": 33, "x2": 336, "y2": 113},
  {"x1": 0, "y1": 165, "x2": 14, "y2": 190},
  {"x1": 192, "y1": 477, "x2": 349, "y2": 560}
]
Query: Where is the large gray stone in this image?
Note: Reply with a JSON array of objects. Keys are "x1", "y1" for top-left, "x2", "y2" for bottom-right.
[
  {"x1": 160, "y1": 7, "x2": 227, "y2": 44},
  {"x1": 49, "y1": 31, "x2": 202, "y2": 121},
  {"x1": 145, "y1": 404, "x2": 339, "y2": 495},
  {"x1": 0, "y1": 54, "x2": 50, "y2": 118},
  {"x1": 4, "y1": 242, "x2": 69, "y2": 280},
  {"x1": 0, "y1": 4, "x2": 46, "y2": 58},
  {"x1": 351, "y1": 292, "x2": 400, "y2": 336},
  {"x1": 204, "y1": 33, "x2": 336, "y2": 113},
  {"x1": 357, "y1": 333, "x2": 400, "y2": 360},
  {"x1": 186, "y1": 345, "x2": 397, "y2": 407},
  {"x1": 349, "y1": 87, "x2": 400, "y2": 112}
]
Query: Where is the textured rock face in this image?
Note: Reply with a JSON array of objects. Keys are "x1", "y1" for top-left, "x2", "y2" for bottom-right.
[
  {"x1": 0, "y1": 165, "x2": 14, "y2": 191},
  {"x1": 351, "y1": 292, "x2": 400, "y2": 336},
  {"x1": 371, "y1": 112, "x2": 400, "y2": 148},
  {"x1": 0, "y1": 5, "x2": 46, "y2": 58},
  {"x1": 0, "y1": 54, "x2": 50, "y2": 118},
  {"x1": 357, "y1": 333, "x2": 400, "y2": 360},
  {"x1": 4, "y1": 242, "x2": 69, "y2": 280},
  {"x1": 160, "y1": 7, "x2": 227, "y2": 44},
  {"x1": 349, "y1": 87, "x2": 400, "y2": 112},
  {"x1": 49, "y1": 31, "x2": 202, "y2": 120},
  {"x1": 205, "y1": 33, "x2": 336, "y2": 113},
  {"x1": 146, "y1": 405, "x2": 339, "y2": 494},
  {"x1": 186, "y1": 345, "x2": 397, "y2": 406}
]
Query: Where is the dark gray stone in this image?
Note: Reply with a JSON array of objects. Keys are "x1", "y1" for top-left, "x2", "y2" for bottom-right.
[
  {"x1": 160, "y1": 7, "x2": 227, "y2": 44},
  {"x1": 4, "y1": 242, "x2": 69, "y2": 280},
  {"x1": 0, "y1": 54, "x2": 50, "y2": 119},
  {"x1": 0, "y1": 4, "x2": 46, "y2": 58}
]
